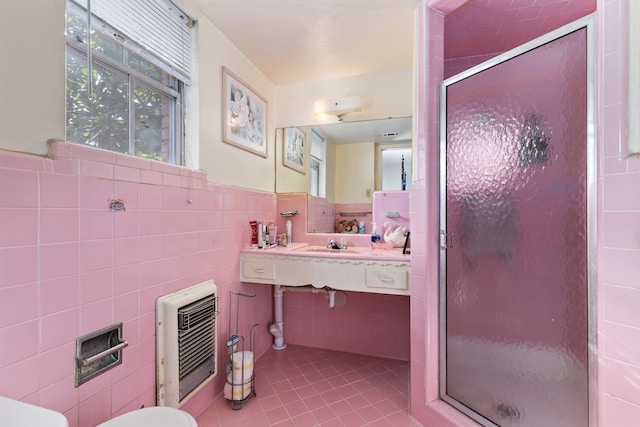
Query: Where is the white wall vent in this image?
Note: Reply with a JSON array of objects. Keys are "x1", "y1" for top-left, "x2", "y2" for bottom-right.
[{"x1": 156, "y1": 280, "x2": 218, "y2": 408}]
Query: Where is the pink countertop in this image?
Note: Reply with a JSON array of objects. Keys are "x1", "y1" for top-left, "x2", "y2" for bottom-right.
[{"x1": 240, "y1": 242, "x2": 410, "y2": 262}]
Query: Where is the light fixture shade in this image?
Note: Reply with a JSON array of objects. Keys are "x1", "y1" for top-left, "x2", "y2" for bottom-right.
[{"x1": 314, "y1": 96, "x2": 361, "y2": 116}]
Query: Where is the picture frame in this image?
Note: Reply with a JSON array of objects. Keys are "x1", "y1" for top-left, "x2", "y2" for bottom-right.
[
  {"x1": 222, "y1": 67, "x2": 267, "y2": 157},
  {"x1": 283, "y1": 127, "x2": 305, "y2": 173}
]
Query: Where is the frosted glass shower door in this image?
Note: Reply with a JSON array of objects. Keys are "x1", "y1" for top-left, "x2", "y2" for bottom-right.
[{"x1": 440, "y1": 24, "x2": 590, "y2": 427}]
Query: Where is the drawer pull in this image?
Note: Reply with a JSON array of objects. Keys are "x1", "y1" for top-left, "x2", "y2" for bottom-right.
[
  {"x1": 254, "y1": 267, "x2": 265, "y2": 273},
  {"x1": 365, "y1": 269, "x2": 408, "y2": 290}
]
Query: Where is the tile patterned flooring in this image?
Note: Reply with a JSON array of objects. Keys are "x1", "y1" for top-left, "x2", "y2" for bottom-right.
[{"x1": 196, "y1": 345, "x2": 421, "y2": 426}]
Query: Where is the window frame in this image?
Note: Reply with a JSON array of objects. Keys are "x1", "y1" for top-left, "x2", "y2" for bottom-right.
[
  {"x1": 65, "y1": 1, "x2": 187, "y2": 165},
  {"x1": 310, "y1": 130, "x2": 326, "y2": 198}
]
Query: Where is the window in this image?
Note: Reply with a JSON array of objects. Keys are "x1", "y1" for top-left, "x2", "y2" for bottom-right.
[
  {"x1": 310, "y1": 130, "x2": 326, "y2": 197},
  {"x1": 65, "y1": 0, "x2": 193, "y2": 164}
]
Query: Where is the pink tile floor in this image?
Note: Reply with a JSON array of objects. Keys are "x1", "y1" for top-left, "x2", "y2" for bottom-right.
[{"x1": 196, "y1": 345, "x2": 421, "y2": 426}]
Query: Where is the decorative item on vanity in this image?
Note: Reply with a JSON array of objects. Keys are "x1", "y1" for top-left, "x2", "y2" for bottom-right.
[
  {"x1": 336, "y1": 218, "x2": 359, "y2": 233},
  {"x1": 224, "y1": 291, "x2": 258, "y2": 410},
  {"x1": 383, "y1": 221, "x2": 407, "y2": 248}
]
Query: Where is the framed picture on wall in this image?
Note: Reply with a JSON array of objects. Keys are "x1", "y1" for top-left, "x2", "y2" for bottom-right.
[
  {"x1": 283, "y1": 127, "x2": 305, "y2": 173},
  {"x1": 222, "y1": 67, "x2": 268, "y2": 157}
]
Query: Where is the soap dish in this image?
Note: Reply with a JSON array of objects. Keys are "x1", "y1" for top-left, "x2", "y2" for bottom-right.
[{"x1": 372, "y1": 241, "x2": 394, "y2": 250}]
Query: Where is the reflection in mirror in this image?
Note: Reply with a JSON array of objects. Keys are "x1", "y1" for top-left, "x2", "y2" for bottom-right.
[{"x1": 275, "y1": 117, "x2": 412, "y2": 234}]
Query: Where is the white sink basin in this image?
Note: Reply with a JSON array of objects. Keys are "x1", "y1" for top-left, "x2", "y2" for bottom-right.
[
  {"x1": 0, "y1": 396, "x2": 68, "y2": 427},
  {"x1": 296, "y1": 245, "x2": 360, "y2": 253}
]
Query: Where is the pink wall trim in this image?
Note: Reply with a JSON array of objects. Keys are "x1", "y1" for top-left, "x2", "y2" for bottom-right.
[{"x1": 0, "y1": 140, "x2": 275, "y2": 426}]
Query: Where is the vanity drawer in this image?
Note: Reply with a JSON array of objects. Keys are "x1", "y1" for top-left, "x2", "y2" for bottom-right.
[
  {"x1": 242, "y1": 261, "x2": 276, "y2": 281},
  {"x1": 365, "y1": 269, "x2": 408, "y2": 290}
]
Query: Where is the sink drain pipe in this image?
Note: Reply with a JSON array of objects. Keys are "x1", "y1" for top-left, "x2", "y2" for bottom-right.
[
  {"x1": 269, "y1": 285, "x2": 347, "y2": 349},
  {"x1": 269, "y1": 285, "x2": 286, "y2": 350}
]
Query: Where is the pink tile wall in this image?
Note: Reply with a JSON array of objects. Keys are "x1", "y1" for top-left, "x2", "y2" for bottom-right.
[
  {"x1": 274, "y1": 191, "x2": 411, "y2": 359},
  {"x1": 599, "y1": 0, "x2": 640, "y2": 424},
  {"x1": 443, "y1": 0, "x2": 596, "y2": 61},
  {"x1": 372, "y1": 191, "x2": 410, "y2": 238},
  {"x1": 412, "y1": 1, "x2": 639, "y2": 426},
  {"x1": 275, "y1": 192, "x2": 308, "y2": 243},
  {"x1": 283, "y1": 291, "x2": 410, "y2": 361},
  {"x1": 335, "y1": 203, "x2": 370, "y2": 234},
  {"x1": 307, "y1": 195, "x2": 335, "y2": 233},
  {"x1": 0, "y1": 141, "x2": 274, "y2": 426}
]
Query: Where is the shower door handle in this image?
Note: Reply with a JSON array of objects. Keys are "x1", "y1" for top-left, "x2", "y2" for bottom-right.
[{"x1": 440, "y1": 230, "x2": 454, "y2": 249}]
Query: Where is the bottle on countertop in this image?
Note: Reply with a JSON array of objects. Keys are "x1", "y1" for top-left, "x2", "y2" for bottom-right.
[
  {"x1": 358, "y1": 221, "x2": 365, "y2": 234},
  {"x1": 286, "y1": 220, "x2": 292, "y2": 244},
  {"x1": 264, "y1": 224, "x2": 270, "y2": 247},
  {"x1": 256, "y1": 221, "x2": 264, "y2": 248},
  {"x1": 268, "y1": 221, "x2": 277, "y2": 245},
  {"x1": 371, "y1": 222, "x2": 381, "y2": 246}
]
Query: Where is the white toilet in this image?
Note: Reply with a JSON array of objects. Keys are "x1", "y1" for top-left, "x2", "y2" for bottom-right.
[{"x1": 97, "y1": 406, "x2": 198, "y2": 427}]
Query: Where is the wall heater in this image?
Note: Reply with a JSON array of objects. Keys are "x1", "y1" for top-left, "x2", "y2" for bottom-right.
[{"x1": 156, "y1": 280, "x2": 218, "y2": 408}]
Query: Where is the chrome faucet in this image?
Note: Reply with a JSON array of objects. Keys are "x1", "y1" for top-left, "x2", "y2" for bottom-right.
[
  {"x1": 327, "y1": 239, "x2": 340, "y2": 249},
  {"x1": 327, "y1": 239, "x2": 347, "y2": 250}
]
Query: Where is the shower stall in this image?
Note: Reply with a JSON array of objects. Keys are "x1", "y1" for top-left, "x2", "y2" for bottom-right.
[{"x1": 439, "y1": 16, "x2": 596, "y2": 427}]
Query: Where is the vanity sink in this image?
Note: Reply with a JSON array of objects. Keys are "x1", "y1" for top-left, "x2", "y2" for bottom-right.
[
  {"x1": 240, "y1": 243, "x2": 410, "y2": 296},
  {"x1": 295, "y1": 245, "x2": 360, "y2": 253}
]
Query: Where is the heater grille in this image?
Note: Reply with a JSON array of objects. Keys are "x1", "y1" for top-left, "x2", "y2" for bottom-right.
[
  {"x1": 177, "y1": 296, "x2": 216, "y2": 382},
  {"x1": 156, "y1": 280, "x2": 218, "y2": 407}
]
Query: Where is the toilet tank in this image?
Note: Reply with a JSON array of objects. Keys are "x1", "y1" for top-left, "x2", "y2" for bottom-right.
[{"x1": 0, "y1": 396, "x2": 68, "y2": 427}]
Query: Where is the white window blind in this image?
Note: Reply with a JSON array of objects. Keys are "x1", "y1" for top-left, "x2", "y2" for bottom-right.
[{"x1": 71, "y1": 0, "x2": 194, "y2": 84}]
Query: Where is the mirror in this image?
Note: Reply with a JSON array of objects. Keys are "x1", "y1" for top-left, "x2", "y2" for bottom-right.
[{"x1": 275, "y1": 117, "x2": 412, "y2": 233}]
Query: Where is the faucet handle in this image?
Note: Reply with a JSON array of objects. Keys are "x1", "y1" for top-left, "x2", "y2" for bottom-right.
[
  {"x1": 339, "y1": 238, "x2": 348, "y2": 249},
  {"x1": 327, "y1": 239, "x2": 340, "y2": 249}
]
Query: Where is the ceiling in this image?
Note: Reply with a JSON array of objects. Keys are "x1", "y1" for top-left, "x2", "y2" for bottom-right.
[
  {"x1": 192, "y1": 0, "x2": 416, "y2": 86},
  {"x1": 192, "y1": 0, "x2": 595, "y2": 87},
  {"x1": 191, "y1": 0, "x2": 595, "y2": 142}
]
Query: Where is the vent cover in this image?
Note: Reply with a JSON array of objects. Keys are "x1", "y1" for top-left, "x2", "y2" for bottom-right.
[
  {"x1": 157, "y1": 280, "x2": 218, "y2": 408},
  {"x1": 178, "y1": 295, "x2": 216, "y2": 400}
]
